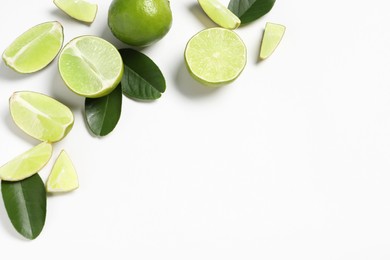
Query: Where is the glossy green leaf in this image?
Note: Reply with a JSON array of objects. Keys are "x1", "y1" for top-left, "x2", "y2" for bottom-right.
[
  {"x1": 1, "y1": 173, "x2": 46, "y2": 240},
  {"x1": 85, "y1": 84, "x2": 122, "y2": 137},
  {"x1": 228, "y1": 0, "x2": 276, "y2": 24},
  {"x1": 119, "y1": 48, "x2": 166, "y2": 100}
]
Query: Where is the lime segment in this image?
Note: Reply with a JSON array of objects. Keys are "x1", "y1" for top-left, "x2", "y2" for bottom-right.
[
  {"x1": 260, "y1": 22, "x2": 286, "y2": 60},
  {"x1": 54, "y1": 0, "x2": 98, "y2": 23},
  {"x1": 2, "y1": 21, "x2": 64, "y2": 73},
  {"x1": 46, "y1": 150, "x2": 78, "y2": 193},
  {"x1": 0, "y1": 142, "x2": 52, "y2": 181},
  {"x1": 198, "y1": 0, "x2": 241, "y2": 29},
  {"x1": 9, "y1": 91, "x2": 74, "y2": 143},
  {"x1": 58, "y1": 36, "x2": 124, "y2": 98},
  {"x1": 185, "y1": 27, "x2": 247, "y2": 86}
]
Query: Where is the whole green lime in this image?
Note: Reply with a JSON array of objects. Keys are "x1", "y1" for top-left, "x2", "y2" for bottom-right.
[{"x1": 108, "y1": 0, "x2": 172, "y2": 46}]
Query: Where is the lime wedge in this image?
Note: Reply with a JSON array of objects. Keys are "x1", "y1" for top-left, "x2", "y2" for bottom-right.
[
  {"x1": 184, "y1": 27, "x2": 246, "y2": 86},
  {"x1": 198, "y1": 0, "x2": 240, "y2": 29},
  {"x1": 58, "y1": 36, "x2": 124, "y2": 98},
  {"x1": 2, "y1": 21, "x2": 64, "y2": 74},
  {"x1": 46, "y1": 150, "x2": 78, "y2": 192},
  {"x1": 0, "y1": 142, "x2": 52, "y2": 181},
  {"x1": 259, "y1": 22, "x2": 286, "y2": 60},
  {"x1": 54, "y1": 0, "x2": 98, "y2": 23},
  {"x1": 10, "y1": 91, "x2": 74, "y2": 143}
]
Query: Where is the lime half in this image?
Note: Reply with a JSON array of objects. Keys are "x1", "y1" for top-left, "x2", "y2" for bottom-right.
[
  {"x1": 260, "y1": 22, "x2": 286, "y2": 60},
  {"x1": 58, "y1": 36, "x2": 123, "y2": 98},
  {"x1": 198, "y1": 0, "x2": 240, "y2": 29},
  {"x1": 2, "y1": 21, "x2": 64, "y2": 73},
  {"x1": 46, "y1": 150, "x2": 78, "y2": 193},
  {"x1": 10, "y1": 91, "x2": 74, "y2": 143},
  {"x1": 185, "y1": 27, "x2": 246, "y2": 86},
  {"x1": 0, "y1": 142, "x2": 52, "y2": 181},
  {"x1": 54, "y1": 0, "x2": 98, "y2": 23}
]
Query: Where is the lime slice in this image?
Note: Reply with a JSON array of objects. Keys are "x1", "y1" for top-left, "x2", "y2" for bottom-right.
[
  {"x1": 259, "y1": 22, "x2": 286, "y2": 60},
  {"x1": 2, "y1": 21, "x2": 64, "y2": 74},
  {"x1": 46, "y1": 150, "x2": 78, "y2": 192},
  {"x1": 0, "y1": 142, "x2": 52, "y2": 181},
  {"x1": 54, "y1": 0, "x2": 98, "y2": 23},
  {"x1": 10, "y1": 91, "x2": 74, "y2": 143},
  {"x1": 198, "y1": 0, "x2": 240, "y2": 29},
  {"x1": 58, "y1": 36, "x2": 124, "y2": 98},
  {"x1": 184, "y1": 27, "x2": 246, "y2": 86}
]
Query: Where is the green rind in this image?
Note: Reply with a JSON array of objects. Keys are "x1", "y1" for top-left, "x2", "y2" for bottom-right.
[
  {"x1": 9, "y1": 91, "x2": 74, "y2": 143},
  {"x1": 259, "y1": 22, "x2": 286, "y2": 60},
  {"x1": 0, "y1": 142, "x2": 53, "y2": 182},
  {"x1": 198, "y1": 0, "x2": 241, "y2": 29},
  {"x1": 107, "y1": 0, "x2": 172, "y2": 46},
  {"x1": 184, "y1": 28, "x2": 247, "y2": 86},
  {"x1": 46, "y1": 150, "x2": 79, "y2": 192},
  {"x1": 2, "y1": 21, "x2": 64, "y2": 73},
  {"x1": 53, "y1": 0, "x2": 98, "y2": 23},
  {"x1": 58, "y1": 35, "x2": 124, "y2": 98}
]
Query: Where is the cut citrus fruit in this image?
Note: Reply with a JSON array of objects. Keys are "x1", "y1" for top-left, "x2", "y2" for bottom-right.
[
  {"x1": 198, "y1": 0, "x2": 240, "y2": 29},
  {"x1": 0, "y1": 142, "x2": 52, "y2": 181},
  {"x1": 54, "y1": 0, "x2": 98, "y2": 23},
  {"x1": 46, "y1": 150, "x2": 78, "y2": 192},
  {"x1": 259, "y1": 22, "x2": 286, "y2": 60},
  {"x1": 9, "y1": 91, "x2": 74, "y2": 143},
  {"x1": 58, "y1": 36, "x2": 124, "y2": 98},
  {"x1": 2, "y1": 21, "x2": 64, "y2": 73},
  {"x1": 184, "y1": 27, "x2": 246, "y2": 86}
]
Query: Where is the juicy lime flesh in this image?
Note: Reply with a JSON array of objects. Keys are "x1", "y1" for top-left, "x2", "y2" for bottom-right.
[
  {"x1": 2, "y1": 21, "x2": 63, "y2": 73},
  {"x1": 59, "y1": 36, "x2": 123, "y2": 98},
  {"x1": 108, "y1": 0, "x2": 172, "y2": 46},
  {"x1": 54, "y1": 0, "x2": 97, "y2": 23},
  {"x1": 0, "y1": 142, "x2": 52, "y2": 181},
  {"x1": 10, "y1": 91, "x2": 74, "y2": 143},
  {"x1": 198, "y1": 0, "x2": 240, "y2": 29},
  {"x1": 46, "y1": 150, "x2": 78, "y2": 192},
  {"x1": 185, "y1": 28, "x2": 247, "y2": 85},
  {"x1": 260, "y1": 23, "x2": 286, "y2": 60}
]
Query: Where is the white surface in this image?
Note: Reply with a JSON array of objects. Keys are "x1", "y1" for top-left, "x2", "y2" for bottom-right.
[{"x1": 1, "y1": 0, "x2": 390, "y2": 259}]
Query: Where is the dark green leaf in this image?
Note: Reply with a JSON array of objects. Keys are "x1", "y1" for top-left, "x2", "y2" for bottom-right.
[
  {"x1": 85, "y1": 84, "x2": 122, "y2": 137},
  {"x1": 1, "y1": 174, "x2": 46, "y2": 240},
  {"x1": 228, "y1": 0, "x2": 276, "y2": 24},
  {"x1": 119, "y1": 48, "x2": 166, "y2": 100}
]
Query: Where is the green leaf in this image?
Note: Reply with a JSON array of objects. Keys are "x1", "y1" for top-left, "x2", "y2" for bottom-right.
[
  {"x1": 119, "y1": 48, "x2": 166, "y2": 100},
  {"x1": 228, "y1": 0, "x2": 276, "y2": 24},
  {"x1": 1, "y1": 174, "x2": 47, "y2": 240},
  {"x1": 85, "y1": 84, "x2": 122, "y2": 137}
]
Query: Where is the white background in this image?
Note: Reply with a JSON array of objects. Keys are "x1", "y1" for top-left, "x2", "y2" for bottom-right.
[{"x1": 1, "y1": 0, "x2": 390, "y2": 259}]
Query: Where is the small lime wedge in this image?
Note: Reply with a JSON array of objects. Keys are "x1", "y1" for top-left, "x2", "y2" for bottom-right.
[
  {"x1": 2, "y1": 21, "x2": 64, "y2": 73},
  {"x1": 185, "y1": 27, "x2": 246, "y2": 86},
  {"x1": 54, "y1": 0, "x2": 98, "y2": 23},
  {"x1": 10, "y1": 91, "x2": 74, "y2": 143},
  {"x1": 0, "y1": 142, "x2": 52, "y2": 181},
  {"x1": 259, "y1": 22, "x2": 286, "y2": 60},
  {"x1": 58, "y1": 36, "x2": 124, "y2": 98},
  {"x1": 46, "y1": 150, "x2": 78, "y2": 192},
  {"x1": 198, "y1": 0, "x2": 240, "y2": 29}
]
